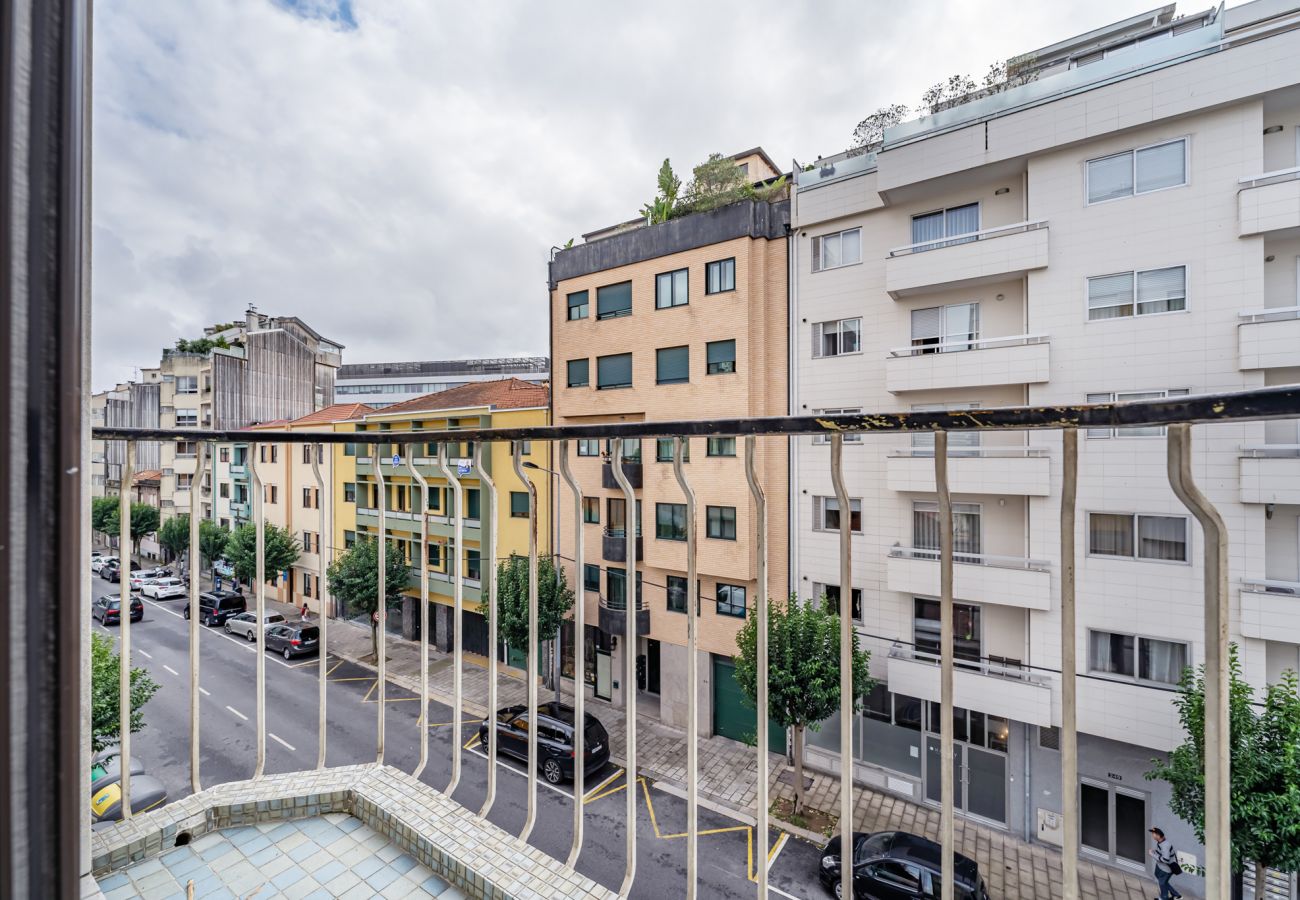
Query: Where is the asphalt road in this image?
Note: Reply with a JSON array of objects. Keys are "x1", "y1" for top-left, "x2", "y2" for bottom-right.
[{"x1": 91, "y1": 575, "x2": 827, "y2": 900}]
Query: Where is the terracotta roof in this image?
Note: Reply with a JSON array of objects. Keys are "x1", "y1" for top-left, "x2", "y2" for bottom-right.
[
  {"x1": 369, "y1": 378, "x2": 549, "y2": 418},
  {"x1": 249, "y1": 418, "x2": 292, "y2": 430},
  {"x1": 288, "y1": 403, "x2": 374, "y2": 425},
  {"x1": 132, "y1": 470, "x2": 162, "y2": 482}
]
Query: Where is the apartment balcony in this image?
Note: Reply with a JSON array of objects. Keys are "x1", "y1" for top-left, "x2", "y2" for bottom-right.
[
  {"x1": 229, "y1": 500, "x2": 250, "y2": 519},
  {"x1": 602, "y1": 459, "x2": 642, "y2": 490},
  {"x1": 886, "y1": 447, "x2": 1050, "y2": 496},
  {"x1": 407, "y1": 566, "x2": 483, "y2": 604},
  {"x1": 886, "y1": 546, "x2": 1051, "y2": 610},
  {"x1": 602, "y1": 527, "x2": 643, "y2": 563},
  {"x1": 355, "y1": 506, "x2": 482, "y2": 541},
  {"x1": 356, "y1": 452, "x2": 480, "y2": 479},
  {"x1": 885, "y1": 644, "x2": 1053, "y2": 727},
  {"x1": 1239, "y1": 445, "x2": 1300, "y2": 504},
  {"x1": 1240, "y1": 578, "x2": 1300, "y2": 644},
  {"x1": 1238, "y1": 306, "x2": 1300, "y2": 369},
  {"x1": 598, "y1": 591, "x2": 650, "y2": 637},
  {"x1": 884, "y1": 220, "x2": 1049, "y2": 299},
  {"x1": 885, "y1": 334, "x2": 1050, "y2": 392},
  {"x1": 1237, "y1": 168, "x2": 1300, "y2": 237},
  {"x1": 1077, "y1": 677, "x2": 1184, "y2": 753}
]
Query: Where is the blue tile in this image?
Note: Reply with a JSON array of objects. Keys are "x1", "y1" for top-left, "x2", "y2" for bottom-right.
[
  {"x1": 288, "y1": 841, "x2": 317, "y2": 862},
  {"x1": 267, "y1": 822, "x2": 298, "y2": 841},
  {"x1": 96, "y1": 873, "x2": 129, "y2": 892},
  {"x1": 422, "y1": 873, "x2": 450, "y2": 894},
  {"x1": 226, "y1": 826, "x2": 265, "y2": 846},
  {"x1": 199, "y1": 888, "x2": 234, "y2": 900},
  {"x1": 352, "y1": 855, "x2": 383, "y2": 879},
  {"x1": 271, "y1": 864, "x2": 306, "y2": 890},
  {"x1": 390, "y1": 855, "x2": 416, "y2": 876},
  {"x1": 187, "y1": 873, "x2": 224, "y2": 897},
  {"x1": 238, "y1": 834, "x2": 271, "y2": 856},
  {"x1": 337, "y1": 817, "x2": 363, "y2": 834},
  {"x1": 312, "y1": 859, "x2": 345, "y2": 883},
  {"x1": 198, "y1": 838, "x2": 232, "y2": 861},
  {"x1": 162, "y1": 850, "x2": 206, "y2": 878},
  {"x1": 366, "y1": 865, "x2": 401, "y2": 891},
  {"x1": 303, "y1": 890, "x2": 333, "y2": 900}
]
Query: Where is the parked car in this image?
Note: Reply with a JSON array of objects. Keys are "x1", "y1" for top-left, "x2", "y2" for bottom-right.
[
  {"x1": 141, "y1": 577, "x2": 186, "y2": 600},
  {"x1": 92, "y1": 595, "x2": 143, "y2": 625},
  {"x1": 184, "y1": 590, "x2": 246, "y2": 627},
  {"x1": 477, "y1": 701, "x2": 610, "y2": 785},
  {"x1": 91, "y1": 775, "x2": 166, "y2": 823},
  {"x1": 91, "y1": 556, "x2": 114, "y2": 573},
  {"x1": 128, "y1": 568, "x2": 169, "y2": 591},
  {"x1": 102, "y1": 560, "x2": 140, "y2": 583},
  {"x1": 265, "y1": 623, "x2": 319, "y2": 660},
  {"x1": 224, "y1": 611, "x2": 286, "y2": 641},
  {"x1": 819, "y1": 831, "x2": 989, "y2": 900},
  {"x1": 89, "y1": 751, "x2": 144, "y2": 794}
]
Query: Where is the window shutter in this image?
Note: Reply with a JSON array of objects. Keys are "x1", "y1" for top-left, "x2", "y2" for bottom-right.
[
  {"x1": 656, "y1": 346, "x2": 689, "y2": 384},
  {"x1": 567, "y1": 358, "x2": 589, "y2": 386},
  {"x1": 1087, "y1": 272, "x2": 1135, "y2": 318},
  {"x1": 597, "y1": 353, "x2": 632, "y2": 388},
  {"x1": 1087, "y1": 152, "x2": 1134, "y2": 202},
  {"x1": 707, "y1": 340, "x2": 736, "y2": 371},
  {"x1": 596, "y1": 282, "x2": 632, "y2": 318},
  {"x1": 1135, "y1": 141, "x2": 1185, "y2": 193},
  {"x1": 811, "y1": 236, "x2": 822, "y2": 272},
  {"x1": 567, "y1": 290, "x2": 588, "y2": 315},
  {"x1": 812, "y1": 322, "x2": 824, "y2": 358},
  {"x1": 911, "y1": 307, "x2": 943, "y2": 342},
  {"x1": 1135, "y1": 267, "x2": 1186, "y2": 314}
]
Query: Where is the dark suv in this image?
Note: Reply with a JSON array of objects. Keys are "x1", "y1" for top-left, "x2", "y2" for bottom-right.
[
  {"x1": 183, "y1": 590, "x2": 246, "y2": 627},
  {"x1": 478, "y1": 702, "x2": 610, "y2": 785},
  {"x1": 819, "y1": 831, "x2": 989, "y2": 900},
  {"x1": 265, "y1": 623, "x2": 319, "y2": 660}
]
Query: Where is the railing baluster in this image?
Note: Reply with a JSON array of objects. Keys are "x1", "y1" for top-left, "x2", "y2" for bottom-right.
[
  {"x1": 435, "y1": 442, "x2": 463, "y2": 793},
  {"x1": 250, "y1": 441, "x2": 267, "y2": 779},
  {"x1": 118, "y1": 441, "x2": 135, "y2": 818},
  {"x1": 611, "y1": 446, "x2": 638, "y2": 897},
  {"x1": 189, "y1": 443, "x2": 207, "y2": 794},
  {"x1": 829, "y1": 435, "x2": 852, "y2": 900},
  {"x1": 935, "y1": 431, "x2": 954, "y2": 900},
  {"x1": 513, "y1": 443, "x2": 541, "y2": 842},
  {"x1": 474, "y1": 442, "x2": 500, "y2": 817},
  {"x1": 406, "y1": 445, "x2": 430, "y2": 778},
  {"x1": 559, "y1": 440, "x2": 586, "y2": 865},
  {"x1": 743, "y1": 437, "x2": 768, "y2": 900},
  {"x1": 1167, "y1": 423, "x2": 1230, "y2": 900},
  {"x1": 375, "y1": 447, "x2": 388, "y2": 764},
  {"x1": 671, "y1": 438, "x2": 699, "y2": 897},
  {"x1": 1059, "y1": 429, "x2": 1079, "y2": 900},
  {"x1": 309, "y1": 443, "x2": 328, "y2": 770}
]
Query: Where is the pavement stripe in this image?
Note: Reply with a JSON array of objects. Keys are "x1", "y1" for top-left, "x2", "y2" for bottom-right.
[
  {"x1": 137, "y1": 649, "x2": 153, "y2": 659},
  {"x1": 162, "y1": 664, "x2": 179, "y2": 676},
  {"x1": 270, "y1": 733, "x2": 296, "y2": 752},
  {"x1": 225, "y1": 705, "x2": 248, "y2": 721},
  {"x1": 199, "y1": 687, "x2": 211, "y2": 696}
]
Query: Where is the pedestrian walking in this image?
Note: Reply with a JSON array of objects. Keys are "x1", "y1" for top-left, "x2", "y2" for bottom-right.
[
  {"x1": 301, "y1": 602, "x2": 310, "y2": 621},
  {"x1": 1150, "y1": 826, "x2": 1183, "y2": 900}
]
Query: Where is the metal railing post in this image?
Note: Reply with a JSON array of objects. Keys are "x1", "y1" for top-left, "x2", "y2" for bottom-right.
[
  {"x1": 559, "y1": 440, "x2": 586, "y2": 865},
  {"x1": 435, "y1": 443, "x2": 463, "y2": 793},
  {"x1": 375, "y1": 447, "x2": 388, "y2": 764},
  {"x1": 473, "y1": 443, "x2": 500, "y2": 817},
  {"x1": 188, "y1": 443, "x2": 207, "y2": 793},
  {"x1": 611, "y1": 446, "x2": 638, "y2": 897},
  {"x1": 744, "y1": 437, "x2": 769, "y2": 900},
  {"x1": 406, "y1": 445, "x2": 431, "y2": 779},
  {"x1": 250, "y1": 442, "x2": 267, "y2": 779},
  {"x1": 829, "y1": 435, "x2": 853, "y2": 900},
  {"x1": 513, "y1": 443, "x2": 540, "y2": 841},
  {"x1": 310, "y1": 444, "x2": 328, "y2": 770},
  {"x1": 1060, "y1": 429, "x2": 1079, "y2": 900},
  {"x1": 935, "y1": 431, "x2": 954, "y2": 900},
  {"x1": 672, "y1": 438, "x2": 699, "y2": 897},
  {"x1": 1167, "y1": 423, "x2": 1230, "y2": 899},
  {"x1": 118, "y1": 441, "x2": 135, "y2": 818}
]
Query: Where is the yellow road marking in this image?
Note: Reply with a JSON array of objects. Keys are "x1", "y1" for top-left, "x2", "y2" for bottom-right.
[
  {"x1": 582, "y1": 768, "x2": 624, "y2": 802},
  {"x1": 636, "y1": 777, "x2": 774, "y2": 882},
  {"x1": 463, "y1": 733, "x2": 481, "y2": 751},
  {"x1": 586, "y1": 773, "x2": 643, "y2": 804}
]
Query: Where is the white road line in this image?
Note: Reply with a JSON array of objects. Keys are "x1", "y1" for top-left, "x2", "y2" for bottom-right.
[
  {"x1": 225, "y1": 705, "x2": 248, "y2": 721},
  {"x1": 766, "y1": 885, "x2": 802, "y2": 900},
  {"x1": 138, "y1": 597, "x2": 296, "y2": 668},
  {"x1": 162, "y1": 664, "x2": 179, "y2": 676},
  {"x1": 137, "y1": 649, "x2": 153, "y2": 659},
  {"x1": 270, "y1": 733, "x2": 296, "y2": 752},
  {"x1": 464, "y1": 744, "x2": 575, "y2": 800},
  {"x1": 199, "y1": 687, "x2": 211, "y2": 696}
]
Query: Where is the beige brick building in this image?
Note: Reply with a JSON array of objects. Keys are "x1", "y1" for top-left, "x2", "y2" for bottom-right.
[{"x1": 548, "y1": 149, "x2": 790, "y2": 741}]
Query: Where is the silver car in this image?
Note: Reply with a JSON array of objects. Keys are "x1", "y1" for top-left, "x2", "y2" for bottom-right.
[
  {"x1": 141, "y1": 577, "x2": 186, "y2": 600},
  {"x1": 224, "y1": 611, "x2": 286, "y2": 641}
]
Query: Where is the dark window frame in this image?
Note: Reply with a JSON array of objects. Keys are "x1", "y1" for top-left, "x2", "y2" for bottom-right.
[
  {"x1": 567, "y1": 290, "x2": 589, "y2": 320},
  {"x1": 655, "y1": 345, "x2": 690, "y2": 385},
  {"x1": 509, "y1": 491, "x2": 530, "y2": 518},
  {"x1": 706, "y1": 339, "x2": 736, "y2": 375},
  {"x1": 705, "y1": 257, "x2": 736, "y2": 294},
  {"x1": 716, "y1": 582, "x2": 746, "y2": 617},
  {"x1": 655, "y1": 502, "x2": 687, "y2": 541},
  {"x1": 655, "y1": 268, "x2": 689, "y2": 309},
  {"x1": 596, "y1": 281, "x2": 633, "y2": 320},
  {"x1": 566, "y1": 358, "x2": 590, "y2": 388},
  {"x1": 706, "y1": 505, "x2": 737, "y2": 540}
]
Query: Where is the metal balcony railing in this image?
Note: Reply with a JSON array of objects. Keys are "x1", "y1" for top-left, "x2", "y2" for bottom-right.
[
  {"x1": 86, "y1": 385, "x2": 1300, "y2": 900},
  {"x1": 889, "y1": 545, "x2": 1052, "y2": 572},
  {"x1": 887, "y1": 332, "x2": 1050, "y2": 357}
]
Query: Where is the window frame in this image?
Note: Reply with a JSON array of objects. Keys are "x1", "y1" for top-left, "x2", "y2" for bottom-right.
[
  {"x1": 583, "y1": 564, "x2": 601, "y2": 592},
  {"x1": 1085, "y1": 137, "x2": 1189, "y2": 206},
  {"x1": 811, "y1": 317, "x2": 862, "y2": 359},
  {"x1": 666, "y1": 575, "x2": 689, "y2": 614},
  {"x1": 1086, "y1": 511, "x2": 1191, "y2": 564},
  {"x1": 1085, "y1": 388, "x2": 1190, "y2": 438},
  {"x1": 566, "y1": 358, "x2": 590, "y2": 388},
  {"x1": 813, "y1": 495, "x2": 863, "y2": 534},
  {"x1": 509, "y1": 491, "x2": 530, "y2": 518},
  {"x1": 909, "y1": 202, "x2": 981, "y2": 252},
  {"x1": 595, "y1": 281, "x2": 633, "y2": 320},
  {"x1": 705, "y1": 339, "x2": 736, "y2": 375},
  {"x1": 655, "y1": 345, "x2": 690, "y2": 385},
  {"x1": 655, "y1": 502, "x2": 688, "y2": 542},
  {"x1": 655, "y1": 268, "x2": 689, "y2": 309},
  {"x1": 716, "y1": 582, "x2": 747, "y2": 618},
  {"x1": 567, "y1": 289, "x2": 589, "y2": 321},
  {"x1": 582, "y1": 496, "x2": 599, "y2": 524},
  {"x1": 596, "y1": 352, "x2": 633, "y2": 390},
  {"x1": 705, "y1": 257, "x2": 736, "y2": 294},
  {"x1": 705, "y1": 505, "x2": 737, "y2": 541},
  {"x1": 655, "y1": 438, "x2": 689, "y2": 463},
  {"x1": 1086, "y1": 628, "x2": 1191, "y2": 686},
  {"x1": 706, "y1": 437, "x2": 736, "y2": 457},
  {"x1": 812, "y1": 408, "x2": 863, "y2": 444},
  {"x1": 811, "y1": 227, "x2": 863, "y2": 273},
  {"x1": 1085, "y1": 265, "x2": 1188, "y2": 322},
  {"x1": 577, "y1": 439, "x2": 600, "y2": 457}
]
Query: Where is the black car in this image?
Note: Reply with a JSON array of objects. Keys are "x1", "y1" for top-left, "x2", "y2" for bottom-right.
[
  {"x1": 102, "y1": 560, "x2": 141, "y2": 583},
  {"x1": 183, "y1": 590, "x2": 246, "y2": 626},
  {"x1": 477, "y1": 702, "x2": 610, "y2": 785},
  {"x1": 265, "y1": 623, "x2": 319, "y2": 659},
  {"x1": 820, "y1": 831, "x2": 989, "y2": 900},
  {"x1": 92, "y1": 595, "x2": 143, "y2": 625}
]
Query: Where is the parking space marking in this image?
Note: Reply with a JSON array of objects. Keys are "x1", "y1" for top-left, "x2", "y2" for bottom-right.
[
  {"x1": 270, "y1": 733, "x2": 296, "y2": 752},
  {"x1": 582, "y1": 768, "x2": 624, "y2": 802},
  {"x1": 162, "y1": 664, "x2": 179, "y2": 676},
  {"x1": 199, "y1": 687, "x2": 211, "y2": 696},
  {"x1": 225, "y1": 705, "x2": 248, "y2": 721},
  {"x1": 463, "y1": 741, "x2": 576, "y2": 800},
  {"x1": 138, "y1": 649, "x2": 153, "y2": 659},
  {"x1": 766, "y1": 885, "x2": 802, "y2": 900},
  {"x1": 361, "y1": 679, "x2": 421, "y2": 704}
]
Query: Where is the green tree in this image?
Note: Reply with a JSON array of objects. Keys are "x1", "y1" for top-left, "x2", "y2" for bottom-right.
[
  {"x1": 325, "y1": 538, "x2": 409, "y2": 661},
  {"x1": 734, "y1": 594, "x2": 873, "y2": 815},
  {"x1": 157, "y1": 514, "x2": 191, "y2": 562},
  {"x1": 679, "y1": 152, "x2": 753, "y2": 215},
  {"x1": 90, "y1": 632, "x2": 160, "y2": 752},
  {"x1": 198, "y1": 519, "x2": 231, "y2": 568},
  {"x1": 91, "y1": 496, "x2": 118, "y2": 535},
  {"x1": 486, "y1": 554, "x2": 574, "y2": 663},
  {"x1": 640, "y1": 158, "x2": 682, "y2": 224},
  {"x1": 1146, "y1": 646, "x2": 1300, "y2": 896},
  {"x1": 224, "y1": 522, "x2": 300, "y2": 586},
  {"x1": 103, "y1": 503, "x2": 161, "y2": 549}
]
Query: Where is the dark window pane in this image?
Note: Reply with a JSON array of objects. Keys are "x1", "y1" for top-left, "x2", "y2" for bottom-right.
[
  {"x1": 656, "y1": 346, "x2": 690, "y2": 384},
  {"x1": 706, "y1": 339, "x2": 736, "y2": 374},
  {"x1": 596, "y1": 281, "x2": 633, "y2": 319},
  {"x1": 567, "y1": 358, "x2": 589, "y2": 387},
  {"x1": 596, "y1": 353, "x2": 633, "y2": 389}
]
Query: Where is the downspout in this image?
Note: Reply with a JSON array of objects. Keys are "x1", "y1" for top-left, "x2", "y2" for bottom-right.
[{"x1": 786, "y1": 177, "x2": 798, "y2": 765}]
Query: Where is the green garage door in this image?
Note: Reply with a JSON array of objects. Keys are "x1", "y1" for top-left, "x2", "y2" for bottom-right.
[{"x1": 712, "y1": 656, "x2": 786, "y2": 752}]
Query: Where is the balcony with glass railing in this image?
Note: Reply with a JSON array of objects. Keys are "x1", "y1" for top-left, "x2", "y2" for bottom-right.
[
  {"x1": 1239, "y1": 442, "x2": 1300, "y2": 503},
  {"x1": 1238, "y1": 167, "x2": 1300, "y2": 236},
  {"x1": 1238, "y1": 305, "x2": 1300, "y2": 370},
  {"x1": 886, "y1": 545, "x2": 1051, "y2": 610},
  {"x1": 885, "y1": 643, "x2": 1054, "y2": 728},
  {"x1": 885, "y1": 332, "x2": 1051, "y2": 392},
  {"x1": 884, "y1": 220, "x2": 1050, "y2": 298}
]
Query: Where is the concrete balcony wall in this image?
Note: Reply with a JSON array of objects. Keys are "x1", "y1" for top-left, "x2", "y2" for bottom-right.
[
  {"x1": 1239, "y1": 316, "x2": 1300, "y2": 369},
  {"x1": 885, "y1": 342, "x2": 1051, "y2": 392},
  {"x1": 1239, "y1": 456, "x2": 1300, "y2": 504},
  {"x1": 886, "y1": 453, "x2": 1051, "y2": 496},
  {"x1": 1240, "y1": 584, "x2": 1300, "y2": 643},
  {"x1": 886, "y1": 551, "x2": 1051, "y2": 610},
  {"x1": 885, "y1": 225, "x2": 1049, "y2": 298},
  {"x1": 1238, "y1": 174, "x2": 1300, "y2": 236},
  {"x1": 885, "y1": 653, "x2": 1054, "y2": 726},
  {"x1": 1077, "y1": 677, "x2": 1184, "y2": 752}
]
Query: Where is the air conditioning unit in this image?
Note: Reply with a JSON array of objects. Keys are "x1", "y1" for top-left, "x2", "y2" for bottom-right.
[{"x1": 1037, "y1": 809, "x2": 1063, "y2": 847}]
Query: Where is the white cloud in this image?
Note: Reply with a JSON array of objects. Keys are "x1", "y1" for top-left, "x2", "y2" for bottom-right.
[{"x1": 92, "y1": 0, "x2": 1144, "y2": 389}]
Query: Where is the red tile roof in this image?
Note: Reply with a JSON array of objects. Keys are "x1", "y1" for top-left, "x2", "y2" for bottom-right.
[
  {"x1": 370, "y1": 378, "x2": 549, "y2": 417},
  {"x1": 289, "y1": 403, "x2": 374, "y2": 425},
  {"x1": 132, "y1": 470, "x2": 162, "y2": 482}
]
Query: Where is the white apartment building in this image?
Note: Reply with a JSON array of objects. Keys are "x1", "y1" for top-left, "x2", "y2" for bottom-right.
[
  {"x1": 790, "y1": 0, "x2": 1300, "y2": 887},
  {"x1": 335, "y1": 357, "x2": 548, "y2": 408}
]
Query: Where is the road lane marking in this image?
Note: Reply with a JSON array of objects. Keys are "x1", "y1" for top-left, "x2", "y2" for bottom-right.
[
  {"x1": 162, "y1": 664, "x2": 179, "y2": 676},
  {"x1": 270, "y1": 733, "x2": 296, "y2": 752},
  {"x1": 138, "y1": 649, "x2": 153, "y2": 659},
  {"x1": 137, "y1": 597, "x2": 297, "y2": 669},
  {"x1": 766, "y1": 885, "x2": 802, "y2": 900},
  {"x1": 225, "y1": 705, "x2": 248, "y2": 721},
  {"x1": 463, "y1": 743, "x2": 575, "y2": 800},
  {"x1": 583, "y1": 768, "x2": 626, "y2": 803},
  {"x1": 199, "y1": 687, "x2": 211, "y2": 696}
]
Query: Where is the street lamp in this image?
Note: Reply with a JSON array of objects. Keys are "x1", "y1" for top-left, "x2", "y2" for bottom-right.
[{"x1": 522, "y1": 460, "x2": 564, "y2": 702}]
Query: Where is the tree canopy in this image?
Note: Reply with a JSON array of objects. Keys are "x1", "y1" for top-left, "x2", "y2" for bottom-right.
[
  {"x1": 639, "y1": 153, "x2": 786, "y2": 224},
  {"x1": 486, "y1": 554, "x2": 574, "y2": 650},
  {"x1": 90, "y1": 632, "x2": 160, "y2": 752},
  {"x1": 91, "y1": 496, "x2": 118, "y2": 534},
  {"x1": 325, "y1": 538, "x2": 409, "y2": 660},
  {"x1": 103, "y1": 503, "x2": 160, "y2": 543},
  {"x1": 225, "y1": 522, "x2": 300, "y2": 585},
  {"x1": 198, "y1": 519, "x2": 231, "y2": 567},
  {"x1": 157, "y1": 515, "x2": 191, "y2": 561}
]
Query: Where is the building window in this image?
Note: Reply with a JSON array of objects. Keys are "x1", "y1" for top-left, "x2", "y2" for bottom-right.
[
  {"x1": 913, "y1": 501, "x2": 982, "y2": 560},
  {"x1": 175, "y1": 410, "x2": 198, "y2": 428},
  {"x1": 706, "y1": 340, "x2": 736, "y2": 375},
  {"x1": 812, "y1": 408, "x2": 862, "y2": 444},
  {"x1": 706, "y1": 437, "x2": 735, "y2": 457},
  {"x1": 813, "y1": 582, "x2": 862, "y2": 621},
  {"x1": 466, "y1": 488, "x2": 482, "y2": 520},
  {"x1": 582, "y1": 496, "x2": 600, "y2": 523},
  {"x1": 716, "y1": 583, "x2": 746, "y2": 618},
  {"x1": 606, "y1": 567, "x2": 642, "y2": 609},
  {"x1": 301, "y1": 445, "x2": 312, "y2": 464},
  {"x1": 177, "y1": 473, "x2": 193, "y2": 490},
  {"x1": 1086, "y1": 139, "x2": 1187, "y2": 204},
  {"x1": 655, "y1": 268, "x2": 689, "y2": 309},
  {"x1": 1087, "y1": 266, "x2": 1186, "y2": 320},
  {"x1": 915, "y1": 598, "x2": 982, "y2": 663},
  {"x1": 567, "y1": 290, "x2": 589, "y2": 321},
  {"x1": 1086, "y1": 389, "x2": 1189, "y2": 438},
  {"x1": 301, "y1": 487, "x2": 312, "y2": 509},
  {"x1": 666, "y1": 576, "x2": 689, "y2": 613},
  {"x1": 656, "y1": 346, "x2": 690, "y2": 384},
  {"x1": 577, "y1": 439, "x2": 600, "y2": 457},
  {"x1": 911, "y1": 302, "x2": 979, "y2": 353},
  {"x1": 343, "y1": 442, "x2": 357, "y2": 457},
  {"x1": 813, "y1": 496, "x2": 863, "y2": 533},
  {"x1": 510, "y1": 491, "x2": 530, "y2": 518},
  {"x1": 706, "y1": 505, "x2": 736, "y2": 540},
  {"x1": 301, "y1": 531, "x2": 314, "y2": 553},
  {"x1": 426, "y1": 542, "x2": 441, "y2": 567},
  {"x1": 567, "y1": 358, "x2": 590, "y2": 388},
  {"x1": 812, "y1": 227, "x2": 862, "y2": 271},
  {"x1": 1088, "y1": 513, "x2": 1188, "y2": 562},
  {"x1": 910, "y1": 203, "x2": 979, "y2": 250},
  {"x1": 344, "y1": 482, "x2": 356, "y2": 503},
  {"x1": 219, "y1": 483, "x2": 230, "y2": 499},
  {"x1": 583, "y1": 564, "x2": 601, "y2": 592},
  {"x1": 176, "y1": 375, "x2": 198, "y2": 394},
  {"x1": 1088, "y1": 630, "x2": 1189, "y2": 685},
  {"x1": 910, "y1": 402, "x2": 981, "y2": 453},
  {"x1": 655, "y1": 503, "x2": 687, "y2": 541},
  {"x1": 427, "y1": 487, "x2": 441, "y2": 511},
  {"x1": 606, "y1": 497, "x2": 641, "y2": 537},
  {"x1": 596, "y1": 281, "x2": 633, "y2": 320},
  {"x1": 597, "y1": 353, "x2": 633, "y2": 390},
  {"x1": 219, "y1": 447, "x2": 230, "y2": 462},
  {"x1": 606, "y1": 438, "x2": 642, "y2": 462},
  {"x1": 706, "y1": 258, "x2": 735, "y2": 294},
  {"x1": 302, "y1": 573, "x2": 313, "y2": 598},
  {"x1": 812, "y1": 318, "x2": 861, "y2": 358},
  {"x1": 656, "y1": 438, "x2": 689, "y2": 463},
  {"x1": 344, "y1": 530, "x2": 356, "y2": 549},
  {"x1": 176, "y1": 441, "x2": 197, "y2": 457}
]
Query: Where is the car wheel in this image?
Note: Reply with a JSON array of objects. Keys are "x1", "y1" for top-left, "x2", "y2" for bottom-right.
[
  {"x1": 833, "y1": 881, "x2": 842, "y2": 900},
  {"x1": 224, "y1": 623, "x2": 232, "y2": 634},
  {"x1": 183, "y1": 608, "x2": 190, "y2": 619},
  {"x1": 542, "y1": 758, "x2": 563, "y2": 785},
  {"x1": 246, "y1": 630, "x2": 255, "y2": 643},
  {"x1": 283, "y1": 648, "x2": 292, "y2": 660}
]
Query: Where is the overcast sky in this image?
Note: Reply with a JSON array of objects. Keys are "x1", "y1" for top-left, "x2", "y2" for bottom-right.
[{"x1": 91, "y1": 0, "x2": 1145, "y2": 390}]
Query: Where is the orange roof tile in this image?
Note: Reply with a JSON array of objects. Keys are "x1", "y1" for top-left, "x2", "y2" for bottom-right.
[
  {"x1": 370, "y1": 378, "x2": 549, "y2": 418},
  {"x1": 288, "y1": 402, "x2": 374, "y2": 425},
  {"x1": 132, "y1": 470, "x2": 162, "y2": 482}
]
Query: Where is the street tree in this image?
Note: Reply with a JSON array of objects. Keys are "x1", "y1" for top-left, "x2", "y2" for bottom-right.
[
  {"x1": 1146, "y1": 645, "x2": 1300, "y2": 896},
  {"x1": 157, "y1": 514, "x2": 190, "y2": 562},
  {"x1": 198, "y1": 519, "x2": 231, "y2": 568},
  {"x1": 90, "y1": 632, "x2": 160, "y2": 752},
  {"x1": 325, "y1": 538, "x2": 409, "y2": 661},
  {"x1": 225, "y1": 522, "x2": 300, "y2": 586},
  {"x1": 486, "y1": 554, "x2": 574, "y2": 672},
  {"x1": 103, "y1": 503, "x2": 161, "y2": 565},
  {"x1": 91, "y1": 496, "x2": 118, "y2": 536},
  {"x1": 734, "y1": 593, "x2": 872, "y2": 816}
]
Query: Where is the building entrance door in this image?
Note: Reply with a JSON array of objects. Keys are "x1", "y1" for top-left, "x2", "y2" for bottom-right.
[
  {"x1": 924, "y1": 738, "x2": 1007, "y2": 825},
  {"x1": 646, "y1": 639, "x2": 660, "y2": 694},
  {"x1": 1081, "y1": 779, "x2": 1147, "y2": 867},
  {"x1": 595, "y1": 650, "x2": 612, "y2": 701}
]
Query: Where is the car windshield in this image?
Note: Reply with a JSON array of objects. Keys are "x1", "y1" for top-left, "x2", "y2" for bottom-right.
[{"x1": 856, "y1": 832, "x2": 893, "y2": 862}]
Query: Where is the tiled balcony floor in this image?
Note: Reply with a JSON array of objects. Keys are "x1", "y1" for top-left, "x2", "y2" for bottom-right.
[{"x1": 95, "y1": 814, "x2": 465, "y2": 899}]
